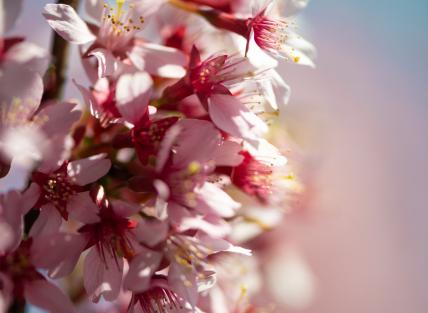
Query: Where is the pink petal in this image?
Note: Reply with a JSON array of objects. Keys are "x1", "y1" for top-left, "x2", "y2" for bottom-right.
[
  {"x1": 172, "y1": 119, "x2": 221, "y2": 169},
  {"x1": 213, "y1": 140, "x2": 244, "y2": 167},
  {"x1": 4, "y1": 41, "x2": 50, "y2": 76},
  {"x1": 34, "y1": 136, "x2": 71, "y2": 174},
  {"x1": 115, "y1": 72, "x2": 152, "y2": 125},
  {"x1": 129, "y1": 43, "x2": 186, "y2": 78},
  {"x1": 29, "y1": 204, "x2": 62, "y2": 238},
  {"x1": 88, "y1": 48, "x2": 118, "y2": 78},
  {"x1": 0, "y1": 62, "x2": 43, "y2": 115},
  {"x1": 167, "y1": 202, "x2": 191, "y2": 229},
  {"x1": 67, "y1": 191, "x2": 100, "y2": 224},
  {"x1": 110, "y1": 200, "x2": 141, "y2": 218},
  {"x1": 0, "y1": 273, "x2": 13, "y2": 313},
  {"x1": 195, "y1": 182, "x2": 241, "y2": 218},
  {"x1": 0, "y1": 190, "x2": 30, "y2": 252},
  {"x1": 155, "y1": 125, "x2": 181, "y2": 173},
  {"x1": 123, "y1": 247, "x2": 162, "y2": 293},
  {"x1": 31, "y1": 233, "x2": 87, "y2": 278},
  {"x1": 21, "y1": 183, "x2": 40, "y2": 214},
  {"x1": 67, "y1": 154, "x2": 111, "y2": 186},
  {"x1": 133, "y1": 219, "x2": 168, "y2": 247},
  {"x1": 208, "y1": 94, "x2": 268, "y2": 141},
  {"x1": 257, "y1": 69, "x2": 290, "y2": 111},
  {"x1": 168, "y1": 262, "x2": 198, "y2": 309},
  {"x1": 84, "y1": 0, "x2": 104, "y2": 22},
  {"x1": 83, "y1": 248, "x2": 123, "y2": 302},
  {"x1": 73, "y1": 79, "x2": 102, "y2": 118},
  {"x1": 176, "y1": 215, "x2": 231, "y2": 238},
  {"x1": 152, "y1": 180, "x2": 170, "y2": 220},
  {"x1": 24, "y1": 279, "x2": 75, "y2": 313},
  {"x1": 196, "y1": 234, "x2": 252, "y2": 256},
  {"x1": 38, "y1": 101, "x2": 82, "y2": 136},
  {"x1": 0, "y1": 222, "x2": 14, "y2": 256},
  {"x1": 43, "y1": 4, "x2": 96, "y2": 44}
]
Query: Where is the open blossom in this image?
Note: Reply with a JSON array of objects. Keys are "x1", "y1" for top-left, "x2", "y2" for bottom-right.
[
  {"x1": 0, "y1": 189, "x2": 75, "y2": 313},
  {"x1": 43, "y1": 1, "x2": 186, "y2": 79},
  {"x1": 0, "y1": 0, "x2": 314, "y2": 311},
  {"x1": 231, "y1": 139, "x2": 298, "y2": 206},
  {"x1": 197, "y1": 0, "x2": 315, "y2": 66},
  {"x1": 73, "y1": 188, "x2": 144, "y2": 302},
  {"x1": 28, "y1": 154, "x2": 111, "y2": 235},
  {"x1": 75, "y1": 70, "x2": 154, "y2": 126},
  {"x1": 162, "y1": 46, "x2": 268, "y2": 141},
  {"x1": 0, "y1": 88, "x2": 81, "y2": 184},
  {"x1": 130, "y1": 119, "x2": 243, "y2": 222},
  {"x1": 245, "y1": 0, "x2": 316, "y2": 66},
  {"x1": 124, "y1": 217, "x2": 251, "y2": 310}
]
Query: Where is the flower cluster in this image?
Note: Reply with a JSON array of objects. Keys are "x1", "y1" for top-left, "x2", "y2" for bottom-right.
[{"x1": 0, "y1": 0, "x2": 314, "y2": 312}]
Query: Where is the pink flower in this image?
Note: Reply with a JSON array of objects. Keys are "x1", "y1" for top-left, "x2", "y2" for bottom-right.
[
  {"x1": 197, "y1": 0, "x2": 315, "y2": 66},
  {"x1": 131, "y1": 119, "x2": 243, "y2": 221},
  {"x1": 124, "y1": 217, "x2": 251, "y2": 310},
  {"x1": 128, "y1": 277, "x2": 189, "y2": 313},
  {"x1": 246, "y1": 0, "x2": 315, "y2": 66},
  {"x1": 76, "y1": 188, "x2": 143, "y2": 302},
  {"x1": 165, "y1": 233, "x2": 251, "y2": 308},
  {"x1": 0, "y1": 189, "x2": 75, "y2": 313},
  {"x1": 0, "y1": 73, "x2": 81, "y2": 185},
  {"x1": 162, "y1": 46, "x2": 268, "y2": 141},
  {"x1": 0, "y1": 239, "x2": 76, "y2": 313},
  {"x1": 0, "y1": 187, "x2": 38, "y2": 255},
  {"x1": 0, "y1": 37, "x2": 49, "y2": 77},
  {"x1": 231, "y1": 138, "x2": 298, "y2": 206},
  {"x1": 28, "y1": 154, "x2": 111, "y2": 236},
  {"x1": 75, "y1": 71, "x2": 153, "y2": 126},
  {"x1": 43, "y1": 2, "x2": 186, "y2": 79}
]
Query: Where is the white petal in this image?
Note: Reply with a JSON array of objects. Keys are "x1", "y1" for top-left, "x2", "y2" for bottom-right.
[
  {"x1": 116, "y1": 72, "x2": 152, "y2": 125},
  {"x1": 88, "y1": 48, "x2": 118, "y2": 78},
  {"x1": 195, "y1": 182, "x2": 241, "y2": 218},
  {"x1": 43, "y1": 4, "x2": 96, "y2": 44}
]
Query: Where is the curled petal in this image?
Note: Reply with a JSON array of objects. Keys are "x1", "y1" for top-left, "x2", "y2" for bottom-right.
[
  {"x1": 43, "y1": 4, "x2": 96, "y2": 44},
  {"x1": 88, "y1": 48, "x2": 118, "y2": 78}
]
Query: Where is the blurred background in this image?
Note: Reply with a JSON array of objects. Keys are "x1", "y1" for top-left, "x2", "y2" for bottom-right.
[{"x1": 10, "y1": 0, "x2": 428, "y2": 312}]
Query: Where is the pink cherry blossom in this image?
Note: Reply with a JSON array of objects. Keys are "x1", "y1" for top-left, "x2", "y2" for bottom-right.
[
  {"x1": 0, "y1": 0, "x2": 315, "y2": 311},
  {"x1": 43, "y1": 2, "x2": 186, "y2": 79},
  {"x1": 29, "y1": 154, "x2": 111, "y2": 234}
]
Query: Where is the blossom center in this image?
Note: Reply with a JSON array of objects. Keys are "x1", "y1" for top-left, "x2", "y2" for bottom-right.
[{"x1": 99, "y1": 1, "x2": 145, "y2": 51}]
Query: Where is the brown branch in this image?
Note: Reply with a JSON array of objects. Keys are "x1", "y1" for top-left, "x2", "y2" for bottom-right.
[{"x1": 44, "y1": 0, "x2": 81, "y2": 100}]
